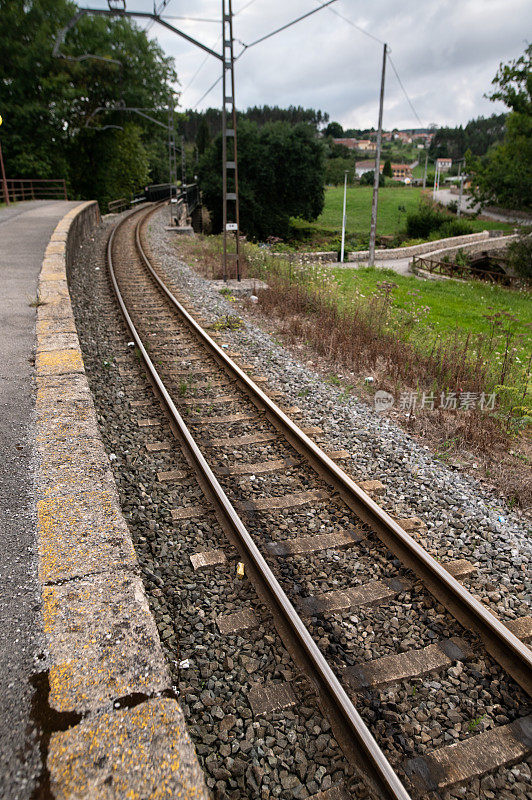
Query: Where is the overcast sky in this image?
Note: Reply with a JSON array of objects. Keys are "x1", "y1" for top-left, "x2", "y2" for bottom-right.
[{"x1": 87, "y1": 0, "x2": 531, "y2": 129}]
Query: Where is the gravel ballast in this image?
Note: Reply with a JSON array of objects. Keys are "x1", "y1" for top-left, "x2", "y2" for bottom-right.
[{"x1": 66, "y1": 209, "x2": 531, "y2": 800}]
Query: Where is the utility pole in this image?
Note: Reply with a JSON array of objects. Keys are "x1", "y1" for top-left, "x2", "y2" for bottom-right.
[
  {"x1": 368, "y1": 42, "x2": 387, "y2": 268},
  {"x1": 222, "y1": 0, "x2": 241, "y2": 281},
  {"x1": 432, "y1": 161, "x2": 440, "y2": 200},
  {"x1": 340, "y1": 170, "x2": 348, "y2": 263},
  {"x1": 422, "y1": 151, "x2": 428, "y2": 190}
]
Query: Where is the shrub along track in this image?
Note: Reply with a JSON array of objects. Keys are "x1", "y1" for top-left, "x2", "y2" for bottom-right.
[{"x1": 78, "y1": 202, "x2": 532, "y2": 800}]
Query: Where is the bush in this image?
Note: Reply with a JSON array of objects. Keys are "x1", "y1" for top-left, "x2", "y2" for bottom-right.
[
  {"x1": 406, "y1": 198, "x2": 473, "y2": 239},
  {"x1": 360, "y1": 170, "x2": 386, "y2": 187},
  {"x1": 405, "y1": 199, "x2": 447, "y2": 237},
  {"x1": 438, "y1": 218, "x2": 474, "y2": 237},
  {"x1": 506, "y1": 232, "x2": 532, "y2": 278}
]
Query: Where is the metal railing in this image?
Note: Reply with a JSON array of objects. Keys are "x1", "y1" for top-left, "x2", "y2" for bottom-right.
[
  {"x1": 3, "y1": 178, "x2": 68, "y2": 203},
  {"x1": 107, "y1": 197, "x2": 130, "y2": 214}
]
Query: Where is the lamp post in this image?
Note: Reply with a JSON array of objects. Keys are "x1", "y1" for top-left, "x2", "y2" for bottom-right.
[{"x1": 340, "y1": 170, "x2": 349, "y2": 263}]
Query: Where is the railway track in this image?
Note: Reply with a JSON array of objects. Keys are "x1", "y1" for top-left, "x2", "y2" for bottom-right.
[{"x1": 104, "y1": 202, "x2": 532, "y2": 800}]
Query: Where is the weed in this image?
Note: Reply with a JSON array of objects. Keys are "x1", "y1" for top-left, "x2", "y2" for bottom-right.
[
  {"x1": 28, "y1": 295, "x2": 45, "y2": 308},
  {"x1": 468, "y1": 713, "x2": 486, "y2": 732},
  {"x1": 213, "y1": 314, "x2": 244, "y2": 331},
  {"x1": 298, "y1": 387, "x2": 310, "y2": 398},
  {"x1": 178, "y1": 380, "x2": 188, "y2": 397}
]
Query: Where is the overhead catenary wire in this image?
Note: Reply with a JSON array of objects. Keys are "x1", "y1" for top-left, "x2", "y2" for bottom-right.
[
  {"x1": 387, "y1": 54, "x2": 424, "y2": 127},
  {"x1": 241, "y1": 0, "x2": 338, "y2": 51},
  {"x1": 190, "y1": 1, "x2": 338, "y2": 109},
  {"x1": 313, "y1": 0, "x2": 385, "y2": 45}
]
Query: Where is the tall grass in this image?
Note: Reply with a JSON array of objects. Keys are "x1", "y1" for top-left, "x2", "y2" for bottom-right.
[{"x1": 181, "y1": 235, "x2": 531, "y2": 439}]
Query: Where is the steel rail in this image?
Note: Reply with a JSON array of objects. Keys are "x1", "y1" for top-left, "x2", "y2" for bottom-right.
[
  {"x1": 134, "y1": 208, "x2": 532, "y2": 700},
  {"x1": 107, "y1": 205, "x2": 413, "y2": 800}
]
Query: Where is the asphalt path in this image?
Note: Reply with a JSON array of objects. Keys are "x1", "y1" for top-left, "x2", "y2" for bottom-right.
[{"x1": 0, "y1": 200, "x2": 80, "y2": 800}]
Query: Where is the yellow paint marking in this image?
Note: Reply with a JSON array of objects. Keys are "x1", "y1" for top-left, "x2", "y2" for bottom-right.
[{"x1": 35, "y1": 348, "x2": 84, "y2": 376}]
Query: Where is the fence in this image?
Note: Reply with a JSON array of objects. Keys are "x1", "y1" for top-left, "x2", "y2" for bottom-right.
[
  {"x1": 411, "y1": 254, "x2": 522, "y2": 287},
  {"x1": 3, "y1": 178, "x2": 68, "y2": 203}
]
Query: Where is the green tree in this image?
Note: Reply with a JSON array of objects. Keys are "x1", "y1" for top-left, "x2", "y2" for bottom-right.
[
  {"x1": 199, "y1": 120, "x2": 325, "y2": 239},
  {"x1": 469, "y1": 45, "x2": 532, "y2": 210},
  {"x1": 360, "y1": 170, "x2": 385, "y2": 187},
  {"x1": 196, "y1": 117, "x2": 211, "y2": 156},
  {"x1": 0, "y1": 0, "x2": 177, "y2": 206},
  {"x1": 324, "y1": 121, "x2": 344, "y2": 138},
  {"x1": 383, "y1": 159, "x2": 392, "y2": 177}
]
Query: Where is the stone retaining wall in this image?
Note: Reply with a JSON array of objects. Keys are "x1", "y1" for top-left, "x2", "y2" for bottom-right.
[
  {"x1": 35, "y1": 201, "x2": 208, "y2": 800},
  {"x1": 420, "y1": 233, "x2": 518, "y2": 263},
  {"x1": 273, "y1": 230, "x2": 509, "y2": 265}
]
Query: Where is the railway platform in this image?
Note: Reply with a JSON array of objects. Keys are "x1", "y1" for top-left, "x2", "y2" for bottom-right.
[{"x1": 0, "y1": 201, "x2": 207, "y2": 800}]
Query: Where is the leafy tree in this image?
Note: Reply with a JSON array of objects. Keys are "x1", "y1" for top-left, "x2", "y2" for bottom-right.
[
  {"x1": 180, "y1": 105, "x2": 329, "y2": 142},
  {"x1": 325, "y1": 121, "x2": 344, "y2": 138},
  {"x1": 506, "y1": 231, "x2": 532, "y2": 278},
  {"x1": 360, "y1": 171, "x2": 385, "y2": 187},
  {"x1": 0, "y1": 0, "x2": 177, "y2": 207},
  {"x1": 469, "y1": 45, "x2": 532, "y2": 210},
  {"x1": 383, "y1": 159, "x2": 392, "y2": 177},
  {"x1": 196, "y1": 117, "x2": 211, "y2": 156},
  {"x1": 325, "y1": 158, "x2": 353, "y2": 185},
  {"x1": 199, "y1": 120, "x2": 325, "y2": 239}
]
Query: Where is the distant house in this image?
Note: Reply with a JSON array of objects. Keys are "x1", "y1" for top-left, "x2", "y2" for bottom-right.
[
  {"x1": 391, "y1": 163, "x2": 413, "y2": 182},
  {"x1": 355, "y1": 160, "x2": 383, "y2": 178},
  {"x1": 356, "y1": 139, "x2": 374, "y2": 151},
  {"x1": 332, "y1": 138, "x2": 358, "y2": 150},
  {"x1": 436, "y1": 157, "x2": 452, "y2": 172}
]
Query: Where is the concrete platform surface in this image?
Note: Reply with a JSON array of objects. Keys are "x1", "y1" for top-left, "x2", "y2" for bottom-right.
[
  {"x1": 0, "y1": 200, "x2": 81, "y2": 799},
  {"x1": 1, "y1": 200, "x2": 208, "y2": 800}
]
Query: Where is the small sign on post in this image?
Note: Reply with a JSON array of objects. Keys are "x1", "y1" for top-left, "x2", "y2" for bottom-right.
[{"x1": 226, "y1": 222, "x2": 238, "y2": 231}]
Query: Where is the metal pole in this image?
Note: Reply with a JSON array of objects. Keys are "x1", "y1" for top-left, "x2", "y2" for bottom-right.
[
  {"x1": 340, "y1": 170, "x2": 348, "y2": 263},
  {"x1": 422, "y1": 152, "x2": 428, "y2": 190},
  {"x1": 0, "y1": 141, "x2": 10, "y2": 205},
  {"x1": 368, "y1": 42, "x2": 387, "y2": 268},
  {"x1": 222, "y1": 0, "x2": 228, "y2": 281},
  {"x1": 222, "y1": 0, "x2": 241, "y2": 281}
]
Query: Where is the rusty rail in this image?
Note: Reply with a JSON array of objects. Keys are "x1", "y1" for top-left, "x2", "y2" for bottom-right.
[
  {"x1": 108, "y1": 203, "x2": 532, "y2": 798},
  {"x1": 107, "y1": 204, "x2": 413, "y2": 800}
]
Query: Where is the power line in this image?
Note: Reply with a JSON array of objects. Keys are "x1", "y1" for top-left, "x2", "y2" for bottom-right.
[
  {"x1": 241, "y1": 0, "x2": 338, "y2": 50},
  {"x1": 161, "y1": 16, "x2": 220, "y2": 24},
  {"x1": 183, "y1": 1, "x2": 257, "y2": 101},
  {"x1": 190, "y1": 2, "x2": 337, "y2": 109},
  {"x1": 312, "y1": 0, "x2": 424, "y2": 128},
  {"x1": 313, "y1": 0, "x2": 385, "y2": 45},
  {"x1": 387, "y1": 54, "x2": 424, "y2": 127}
]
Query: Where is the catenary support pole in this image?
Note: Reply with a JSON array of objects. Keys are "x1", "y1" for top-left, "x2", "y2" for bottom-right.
[
  {"x1": 340, "y1": 170, "x2": 348, "y2": 263},
  {"x1": 368, "y1": 42, "x2": 387, "y2": 268},
  {"x1": 221, "y1": 0, "x2": 241, "y2": 282}
]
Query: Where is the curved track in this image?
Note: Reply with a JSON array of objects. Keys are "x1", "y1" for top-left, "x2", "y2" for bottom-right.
[{"x1": 106, "y1": 203, "x2": 532, "y2": 800}]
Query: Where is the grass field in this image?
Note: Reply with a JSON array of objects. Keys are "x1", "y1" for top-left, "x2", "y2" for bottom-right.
[
  {"x1": 290, "y1": 185, "x2": 513, "y2": 244},
  {"x1": 331, "y1": 266, "x2": 532, "y2": 367}
]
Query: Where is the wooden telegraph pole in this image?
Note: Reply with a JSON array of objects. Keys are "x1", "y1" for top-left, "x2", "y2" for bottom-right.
[{"x1": 368, "y1": 43, "x2": 387, "y2": 267}]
